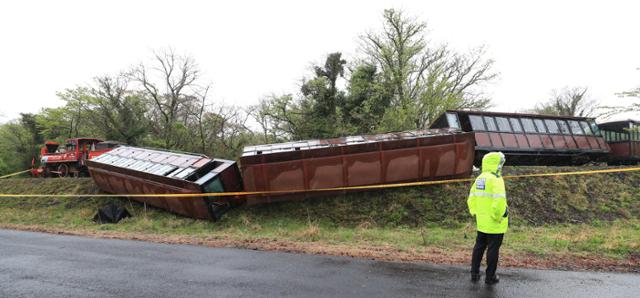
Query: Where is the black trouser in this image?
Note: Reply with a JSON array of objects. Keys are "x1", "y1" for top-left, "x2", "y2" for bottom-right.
[{"x1": 471, "y1": 231, "x2": 504, "y2": 277}]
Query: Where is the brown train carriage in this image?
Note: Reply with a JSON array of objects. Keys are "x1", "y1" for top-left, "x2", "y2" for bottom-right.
[
  {"x1": 239, "y1": 129, "x2": 476, "y2": 204},
  {"x1": 430, "y1": 110, "x2": 610, "y2": 166},
  {"x1": 86, "y1": 146, "x2": 244, "y2": 220},
  {"x1": 598, "y1": 120, "x2": 640, "y2": 165}
]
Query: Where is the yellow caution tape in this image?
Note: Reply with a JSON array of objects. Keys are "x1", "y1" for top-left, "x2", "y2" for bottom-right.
[
  {"x1": 0, "y1": 166, "x2": 639, "y2": 199},
  {"x1": 0, "y1": 169, "x2": 31, "y2": 179}
]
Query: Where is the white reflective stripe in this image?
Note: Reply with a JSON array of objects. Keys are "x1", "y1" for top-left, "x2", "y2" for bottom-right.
[{"x1": 469, "y1": 191, "x2": 506, "y2": 198}]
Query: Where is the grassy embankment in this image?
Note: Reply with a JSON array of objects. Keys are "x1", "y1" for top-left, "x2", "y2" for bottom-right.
[{"x1": 0, "y1": 166, "x2": 638, "y2": 272}]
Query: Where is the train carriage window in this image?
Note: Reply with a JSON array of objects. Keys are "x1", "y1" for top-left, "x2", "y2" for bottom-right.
[
  {"x1": 534, "y1": 119, "x2": 548, "y2": 133},
  {"x1": 568, "y1": 120, "x2": 584, "y2": 135},
  {"x1": 469, "y1": 115, "x2": 486, "y2": 131},
  {"x1": 509, "y1": 118, "x2": 523, "y2": 132},
  {"x1": 557, "y1": 120, "x2": 571, "y2": 135},
  {"x1": 544, "y1": 119, "x2": 560, "y2": 134},
  {"x1": 631, "y1": 124, "x2": 639, "y2": 139},
  {"x1": 495, "y1": 117, "x2": 512, "y2": 132},
  {"x1": 589, "y1": 121, "x2": 601, "y2": 136},
  {"x1": 521, "y1": 118, "x2": 537, "y2": 133},
  {"x1": 446, "y1": 113, "x2": 461, "y2": 129},
  {"x1": 483, "y1": 116, "x2": 498, "y2": 131},
  {"x1": 579, "y1": 121, "x2": 593, "y2": 135}
]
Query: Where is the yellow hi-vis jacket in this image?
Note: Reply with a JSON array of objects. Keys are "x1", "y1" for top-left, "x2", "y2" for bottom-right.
[{"x1": 467, "y1": 152, "x2": 509, "y2": 234}]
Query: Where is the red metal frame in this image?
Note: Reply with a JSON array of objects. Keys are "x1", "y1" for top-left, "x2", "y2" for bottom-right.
[
  {"x1": 430, "y1": 110, "x2": 610, "y2": 165},
  {"x1": 240, "y1": 129, "x2": 475, "y2": 205},
  {"x1": 86, "y1": 146, "x2": 244, "y2": 220}
]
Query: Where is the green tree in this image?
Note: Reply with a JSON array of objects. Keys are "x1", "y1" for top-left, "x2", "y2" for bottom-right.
[
  {"x1": 0, "y1": 121, "x2": 35, "y2": 173},
  {"x1": 56, "y1": 87, "x2": 97, "y2": 138},
  {"x1": 361, "y1": 9, "x2": 496, "y2": 130},
  {"x1": 299, "y1": 52, "x2": 348, "y2": 138},
  {"x1": 19, "y1": 113, "x2": 44, "y2": 166},
  {"x1": 254, "y1": 53, "x2": 350, "y2": 140},
  {"x1": 89, "y1": 75, "x2": 149, "y2": 145},
  {"x1": 342, "y1": 63, "x2": 392, "y2": 133},
  {"x1": 35, "y1": 106, "x2": 79, "y2": 140}
]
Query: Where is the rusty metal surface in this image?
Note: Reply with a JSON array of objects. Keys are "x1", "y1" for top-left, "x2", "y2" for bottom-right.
[
  {"x1": 87, "y1": 146, "x2": 243, "y2": 220},
  {"x1": 240, "y1": 129, "x2": 475, "y2": 205},
  {"x1": 604, "y1": 140, "x2": 640, "y2": 163}
]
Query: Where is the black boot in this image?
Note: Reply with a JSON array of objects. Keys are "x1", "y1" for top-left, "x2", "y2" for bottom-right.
[
  {"x1": 485, "y1": 275, "x2": 499, "y2": 285},
  {"x1": 471, "y1": 273, "x2": 480, "y2": 282}
]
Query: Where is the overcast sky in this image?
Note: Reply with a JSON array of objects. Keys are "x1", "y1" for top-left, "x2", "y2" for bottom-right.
[{"x1": 1, "y1": 0, "x2": 639, "y2": 123}]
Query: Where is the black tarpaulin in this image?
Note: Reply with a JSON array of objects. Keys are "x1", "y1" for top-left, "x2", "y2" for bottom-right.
[{"x1": 93, "y1": 204, "x2": 131, "y2": 224}]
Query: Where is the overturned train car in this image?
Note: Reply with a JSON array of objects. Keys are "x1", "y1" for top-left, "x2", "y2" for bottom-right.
[
  {"x1": 86, "y1": 146, "x2": 243, "y2": 220},
  {"x1": 87, "y1": 129, "x2": 476, "y2": 219},
  {"x1": 240, "y1": 129, "x2": 475, "y2": 204}
]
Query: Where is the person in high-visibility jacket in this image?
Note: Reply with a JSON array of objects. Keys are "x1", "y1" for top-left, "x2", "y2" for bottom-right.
[{"x1": 467, "y1": 152, "x2": 508, "y2": 285}]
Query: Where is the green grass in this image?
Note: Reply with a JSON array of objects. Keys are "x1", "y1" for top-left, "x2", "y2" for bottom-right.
[
  {"x1": 0, "y1": 194, "x2": 637, "y2": 260},
  {"x1": 0, "y1": 168, "x2": 639, "y2": 266}
]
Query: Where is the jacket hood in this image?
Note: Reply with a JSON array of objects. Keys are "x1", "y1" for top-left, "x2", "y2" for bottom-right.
[{"x1": 481, "y1": 152, "x2": 506, "y2": 175}]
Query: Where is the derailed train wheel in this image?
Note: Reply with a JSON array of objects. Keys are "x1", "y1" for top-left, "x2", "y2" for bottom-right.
[{"x1": 57, "y1": 164, "x2": 69, "y2": 178}]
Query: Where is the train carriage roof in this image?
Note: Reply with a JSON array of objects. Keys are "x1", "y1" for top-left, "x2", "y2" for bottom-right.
[
  {"x1": 598, "y1": 119, "x2": 640, "y2": 131},
  {"x1": 241, "y1": 128, "x2": 465, "y2": 157},
  {"x1": 431, "y1": 110, "x2": 597, "y2": 127},
  {"x1": 89, "y1": 145, "x2": 227, "y2": 182}
]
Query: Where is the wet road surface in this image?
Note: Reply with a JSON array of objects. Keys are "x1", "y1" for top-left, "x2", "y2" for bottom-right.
[{"x1": 0, "y1": 229, "x2": 637, "y2": 298}]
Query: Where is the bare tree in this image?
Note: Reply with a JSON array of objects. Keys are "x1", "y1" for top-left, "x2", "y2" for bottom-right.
[
  {"x1": 193, "y1": 104, "x2": 252, "y2": 158},
  {"x1": 250, "y1": 94, "x2": 305, "y2": 140},
  {"x1": 130, "y1": 49, "x2": 203, "y2": 148},
  {"x1": 192, "y1": 85, "x2": 210, "y2": 153},
  {"x1": 603, "y1": 70, "x2": 640, "y2": 117},
  {"x1": 533, "y1": 87, "x2": 598, "y2": 117},
  {"x1": 249, "y1": 99, "x2": 278, "y2": 143}
]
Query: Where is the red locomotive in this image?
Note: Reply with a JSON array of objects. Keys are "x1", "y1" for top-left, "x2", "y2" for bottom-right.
[{"x1": 31, "y1": 138, "x2": 120, "y2": 177}]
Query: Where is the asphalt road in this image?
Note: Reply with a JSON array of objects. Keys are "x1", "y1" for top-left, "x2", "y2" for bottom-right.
[{"x1": 0, "y1": 229, "x2": 637, "y2": 298}]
